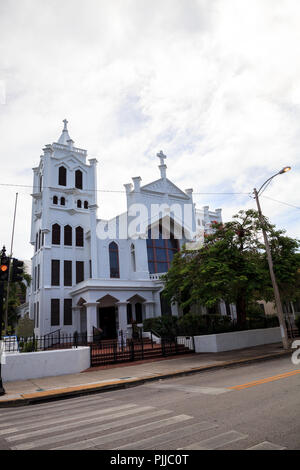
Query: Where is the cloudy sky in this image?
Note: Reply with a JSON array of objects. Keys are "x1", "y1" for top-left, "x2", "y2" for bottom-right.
[{"x1": 0, "y1": 0, "x2": 299, "y2": 260}]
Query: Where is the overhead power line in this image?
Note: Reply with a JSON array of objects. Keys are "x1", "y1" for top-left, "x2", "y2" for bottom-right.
[
  {"x1": 261, "y1": 195, "x2": 300, "y2": 210},
  {"x1": 0, "y1": 182, "x2": 251, "y2": 196}
]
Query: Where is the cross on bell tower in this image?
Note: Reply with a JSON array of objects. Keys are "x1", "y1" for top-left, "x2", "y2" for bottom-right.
[{"x1": 157, "y1": 151, "x2": 167, "y2": 179}]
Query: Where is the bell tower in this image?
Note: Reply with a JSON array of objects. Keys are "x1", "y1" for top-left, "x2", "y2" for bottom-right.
[{"x1": 29, "y1": 120, "x2": 98, "y2": 336}]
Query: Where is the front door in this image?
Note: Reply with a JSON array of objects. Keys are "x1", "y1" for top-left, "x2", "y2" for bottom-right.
[{"x1": 99, "y1": 307, "x2": 117, "y2": 339}]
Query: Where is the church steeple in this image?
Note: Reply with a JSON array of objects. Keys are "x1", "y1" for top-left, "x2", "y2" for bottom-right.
[{"x1": 58, "y1": 119, "x2": 72, "y2": 145}]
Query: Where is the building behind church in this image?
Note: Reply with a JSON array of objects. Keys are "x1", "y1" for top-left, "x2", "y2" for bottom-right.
[{"x1": 29, "y1": 120, "x2": 225, "y2": 340}]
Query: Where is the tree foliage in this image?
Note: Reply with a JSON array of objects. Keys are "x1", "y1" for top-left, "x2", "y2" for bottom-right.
[{"x1": 162, "y1": 210, "x2": 300, "y2": 326}]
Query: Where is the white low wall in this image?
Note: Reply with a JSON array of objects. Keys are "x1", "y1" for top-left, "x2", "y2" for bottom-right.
[
  {"x1": 194, "y1": 327, "x2": 281, "y2": 353},
  {"x1": 2, "y1": 347, "x2": 90, "y2": 382}
]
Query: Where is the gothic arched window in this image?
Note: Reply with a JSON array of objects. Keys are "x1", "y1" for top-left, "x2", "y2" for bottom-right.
[
  {"x1": 131, "y1": 243, "x2": 136, "y2": 272},
  {"x1": 75, "y1": 170, "x2": 83, "y2": 189},
  {"x1": 61, "y1": 197, "x2": 66, "y2": 206},
  {"x1": 76, "y1": 226, "x2": 84, "y2": 247},
  {"x1": 52, "y1": 224, "x2": 61, "y2": 245},
  {"x1": 77, "y1": 200, "x2": 82, "y2": 209},
  {"x1": 53, "y1": 196, "x2": 58, "y2": 205},
  {"x1": 58, "y1": 166, "x2": 67, "y2": 186},
  {"x1": 146, "y1": 223, "x2": 179, "y2": 274},
  {"x1": 64, "y1": 225, "x2": 72, "y2": 246},
  {"x1": 84, "y1": 201, "x2": 89, "y2": 209},
  {"x1": 109, "y1": 242, "x2": 120, "y2": 278}
]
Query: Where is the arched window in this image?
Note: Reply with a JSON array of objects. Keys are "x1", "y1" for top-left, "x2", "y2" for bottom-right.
[
  {"x1": 109, "y1": 242, "x2": 120, "y2": 278},
  {"x1": 52, "y1": 224, "x2": 61, "y2": 245},
  {"x1": 77, "y1": 200, "x2": 82, "y2": 209},
  {"x1": 60, "y1": 197, "x2": 65, "y2": 206},
  {"x1": 131, "y1": 243, "x2": 136, "y2": 272},
  {"x1": 84, "y1": 201, "x2": 89, "y2": 209},
  {"x1": 39, "y1": 175, "x2": 43, "y2": 192},
  {"x1": 76, "y1": 226, "x2": 84, "y2": 247},
  {"x1": 64, "y1": 225, "x2": 72, "y2": 246},
  {"x1": 75, "y1": 170, "x2": 83, "y2": 189},
  {"x1": 59, "y1": 166, "x2": 67, "y2": 186},
  {"x1": 53, "y1": 196, "x2": 58, "y2": 205},
  {"x1": 146, "y1": 222, "x2": 179, "y2": 274}
]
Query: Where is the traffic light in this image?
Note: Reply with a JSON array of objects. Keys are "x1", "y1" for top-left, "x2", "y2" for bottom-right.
[
  {"x1": 11, "y1": 258, "x2": 24, "y2": 282},
  {"x1": 0, "y1": 256, "x2": 9, "y2": 282}
]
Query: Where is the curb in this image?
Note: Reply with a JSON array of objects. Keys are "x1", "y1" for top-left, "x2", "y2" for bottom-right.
[{"x1": 0, "y1": 350, "x2": 291, "y2": 408}]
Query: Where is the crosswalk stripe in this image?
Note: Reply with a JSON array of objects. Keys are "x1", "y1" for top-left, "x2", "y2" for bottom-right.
[
  {"x1": 247, "y1": 441, "x2": 287, "y2": 450},
  {"x1": 1, "y1": 404, "x2": 139, "y2": 438},
  {"x1": 179, "y1": 430, "x2": 248, "y2": 450},
  {"x1": 52, "y1": 414, "x2": 193, "y2": 451},
  {"x1": 7, "y1": 405, "x2": 155, "y2": 442},
  {"x1": 0, "y1": 395, "x2": 113, "y2": 422},
  {"x1": 147, "y1": 384, "x2": 230, "y2": 395},
  {"x1": 0, "y1": 401, "x2": 132, "y2": 433},
  {"x1": 113, "y1": 421, "x2": 219, "y2": 450},
  {"x1": 11, "y1": 409, "x2": 175, "y2": 450}
]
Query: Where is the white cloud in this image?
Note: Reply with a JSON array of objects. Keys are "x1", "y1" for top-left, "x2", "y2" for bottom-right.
[{"x1": 0, "y1": 0, "x2": 299, "y2": 260}]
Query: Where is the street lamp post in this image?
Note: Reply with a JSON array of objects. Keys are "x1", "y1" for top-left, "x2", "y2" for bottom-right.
[{"x1": 253, "y1": 166, "x2": 291, "y2": 350}]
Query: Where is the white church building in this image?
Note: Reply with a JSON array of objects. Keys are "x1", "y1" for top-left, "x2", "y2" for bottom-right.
[{"x1": 29, "y1": 120, "x2": 224, "y2": 340}]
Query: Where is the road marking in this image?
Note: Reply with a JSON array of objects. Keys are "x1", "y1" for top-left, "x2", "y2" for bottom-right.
[
  {"x1": 247, "y1": 441, "x2": 287, "y2": 450},
  {"x1": 228, "y1": 369, "x2": 300, "y2": 391},
  {"x1": 52, "y1": 414, "x2": 193, "y2": 451},
  {"x1": 113, "y1": 421, "x2": 219, "y2": 450},
  {"x1": 6, "y1": 405, "x2": 154, "y2": 442},
  {"x1": 11, "y1": 409, "x2": 175, "y2": 450},
  {"x1": 0, "y1": 395, "x2": 113, "y2": 422},
  {"x1": 147, "y1": 384, "x2": 231, "y2": 395},
  {"x1": 0, "y1": 403, "x2": 138, "y2": 436},
  {"x1": 179, "y1": 430, "x2": 248, "y2": 450}
]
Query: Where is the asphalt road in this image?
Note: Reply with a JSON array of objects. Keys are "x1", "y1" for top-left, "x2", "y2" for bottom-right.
[{"x1": 0, "y1": 355, "x2": 299, "y2": 450}]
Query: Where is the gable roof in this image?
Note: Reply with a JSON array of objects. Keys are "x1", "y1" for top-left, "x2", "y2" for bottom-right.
[{"x1": 140, "y1": 178, "x2": 190, "y2": 199}]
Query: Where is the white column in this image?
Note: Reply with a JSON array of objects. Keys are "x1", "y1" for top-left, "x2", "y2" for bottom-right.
[
  {"x1": 84, "y1": 302, "x2": 98, "y2": 340},
  {"x1": 153, "y1": 291, "x2": 162, "y2": 318},
  {"x1": 144, "y1": 301, "x2": 155, "y2": 320},
  {"x1": 116, "y1": 302, "x2": 128, "y2": 338},
  {"x1": 89, "y1": 205, "x2": 99, "y2": 278},
  {"x1": 72, "y1": 306, "x2": 81, "y2": 332}
]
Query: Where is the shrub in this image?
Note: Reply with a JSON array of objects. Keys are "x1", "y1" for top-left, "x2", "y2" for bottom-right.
[
  {"x1": 177, "y1": 313, "x2": 207, "y2": 336},
  {"x1": 143, "y1": 316, "x2": 178, "y2": 339}
]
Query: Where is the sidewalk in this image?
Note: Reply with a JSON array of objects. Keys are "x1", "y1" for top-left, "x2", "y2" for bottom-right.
[{"x1": 0, "y1": 343, "x2": 291, "y2": 407}]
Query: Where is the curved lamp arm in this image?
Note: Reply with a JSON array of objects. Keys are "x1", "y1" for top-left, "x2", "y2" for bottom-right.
[{"x1": 257, "y1": 166, "x2": 291, "y2": 196}]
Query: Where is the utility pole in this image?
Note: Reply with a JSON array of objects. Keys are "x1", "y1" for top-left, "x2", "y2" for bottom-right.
[{"x1": 253, "y1": 188, "x2": 289, "y2": 350}]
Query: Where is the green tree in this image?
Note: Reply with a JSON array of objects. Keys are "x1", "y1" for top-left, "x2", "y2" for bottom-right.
[{"x1": 162, "y1": 210, "x2": 300, "y2": 327}]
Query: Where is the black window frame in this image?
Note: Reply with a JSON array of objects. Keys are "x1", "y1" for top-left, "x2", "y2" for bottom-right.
[
  {"x1": 51, "y1": 299, "x2": 60, "y2": 326},
  {"x1": 51, "y1": 260, "x2": 60, "y2": 286},
  {"x1": 64, "y1": 299, "x2": 73, "y2": 326},
  {"x1": 58, "y1": 166, "x2": 67, "y2": 186},
  {"x1": 64, "y1": 260, "x2": 72, "y2": 287}
]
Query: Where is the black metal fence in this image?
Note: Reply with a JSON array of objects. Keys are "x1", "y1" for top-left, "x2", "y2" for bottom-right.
[
  {"x1": 3, "y1": 331, "x2": 89, "y2": 353},
  {"x1": 90, "y1": 335, "x2": 193, "y2": 367}
]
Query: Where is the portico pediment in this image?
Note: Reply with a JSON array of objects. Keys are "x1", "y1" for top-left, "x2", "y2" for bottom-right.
[{"x1": 141, "y1": 178, "x2": 189, "y2": 199}]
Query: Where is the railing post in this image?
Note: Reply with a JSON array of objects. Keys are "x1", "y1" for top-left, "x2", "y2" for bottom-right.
[
  {"x1": 162, "y1": 338, "x2": 166, "y2": 357},
  {"x1": 113, "y1": 341, "x2": 117, "y2": 363},
  {"x1": 141, "y1": 336, "x2": 144, "y2": 360},
  {"x1": 130, "y1": 339, "x2": 135, "y2": 362}
]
